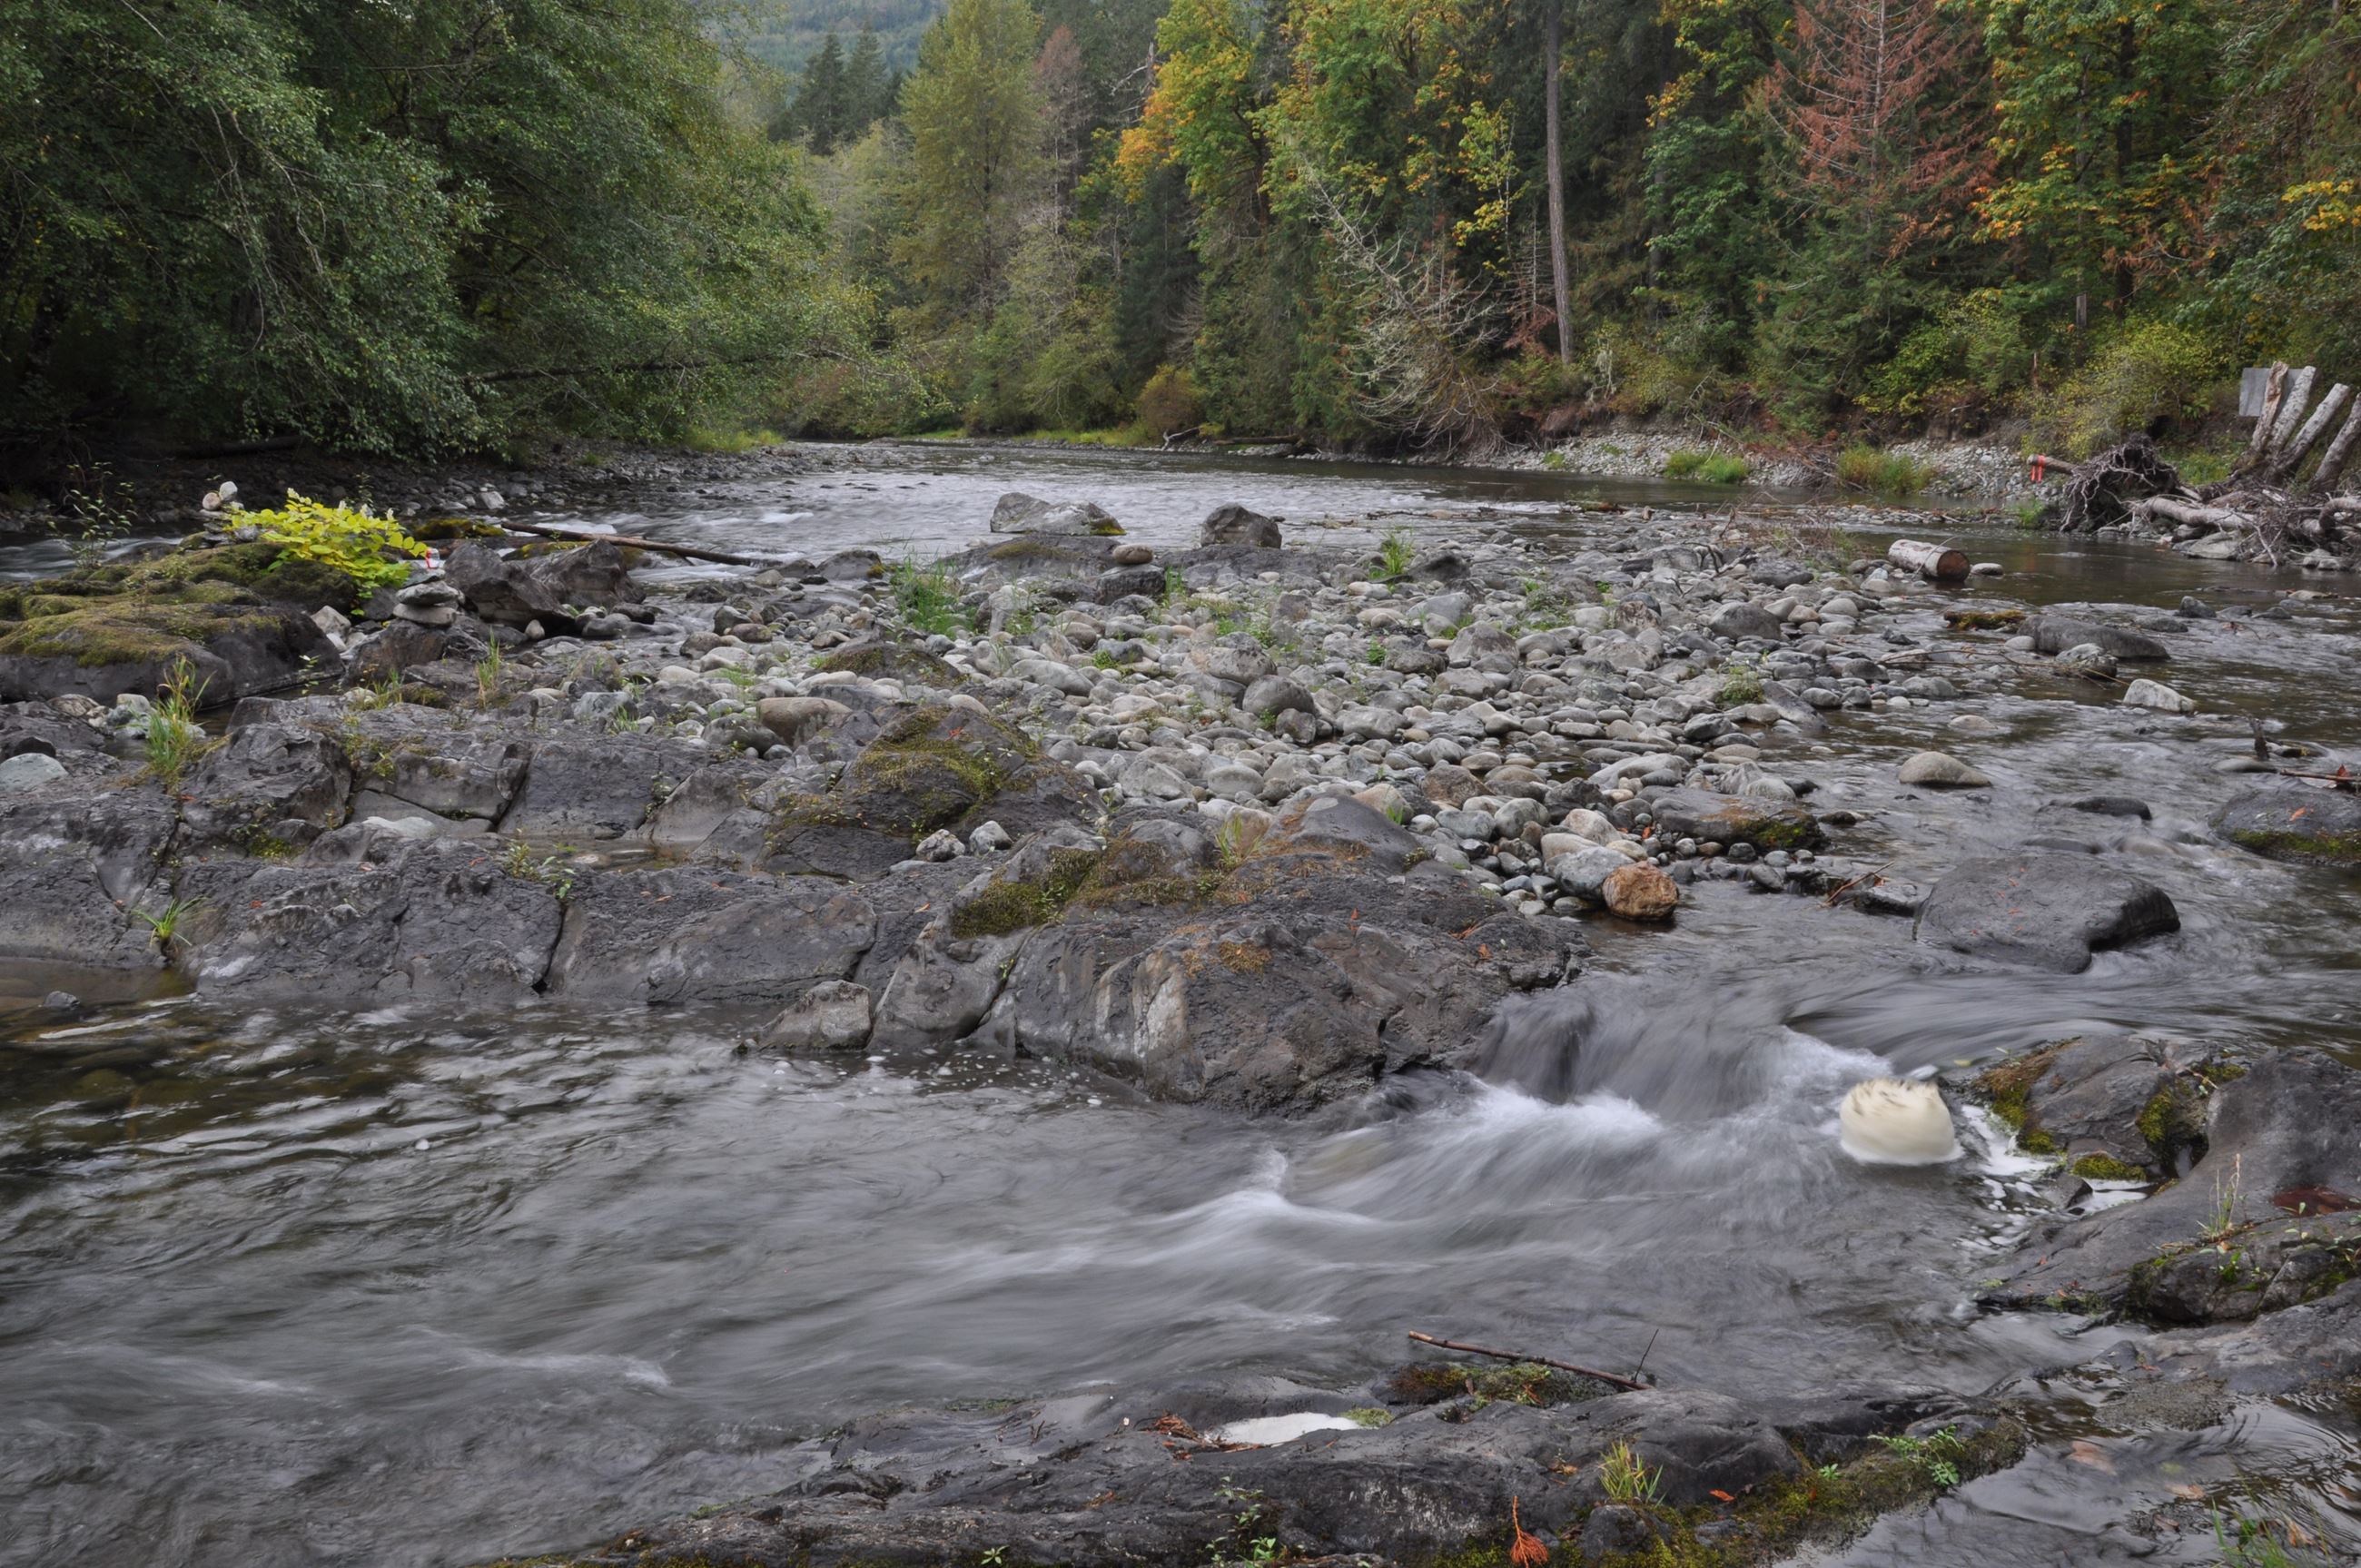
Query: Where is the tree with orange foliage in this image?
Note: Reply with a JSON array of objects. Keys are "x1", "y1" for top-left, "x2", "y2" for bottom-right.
[{"x1": 1753, "y1": 0, "x2": 1991, "y2": 414}]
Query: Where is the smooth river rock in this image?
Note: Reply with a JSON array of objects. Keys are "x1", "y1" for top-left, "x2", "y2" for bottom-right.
[{"x1": 1914, "y1": 852, "x2": 2179, "y2": 971}]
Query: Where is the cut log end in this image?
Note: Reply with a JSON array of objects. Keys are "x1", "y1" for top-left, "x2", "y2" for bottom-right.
[{"x1": 1888, "y1": 538, "x2": 1970, "y2": 581}]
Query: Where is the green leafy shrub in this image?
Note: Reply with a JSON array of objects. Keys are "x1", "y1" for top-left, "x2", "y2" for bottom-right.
[
  {"x1": 1835, "y1": 447, "x2": 1936, "y2": 495},
  {"x1": 1135, "y1": 364, "x2": 1204, "y2": 438},
  {"x1": 1665, "y1": 449, "x2": 1749, "y2": 483},
  {"x1": 244, "y1": 492, "x2": 426, "y2": 597},
  {"x1": 1862, "y1": 291, "x2": 2036, "y2": 417},
  {"x1": 2030, "y1": 320, "x2": 2226, "y2": 459}
]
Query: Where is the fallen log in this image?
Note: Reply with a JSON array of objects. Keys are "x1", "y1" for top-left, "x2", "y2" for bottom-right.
[
  {"x1": 1405, "y1": 1330, "x2": 1652, "y2": 1392},
  {"x1": 2134, "y1": 496, "x2": 2253, "y2": 531},
  {"x1": 1887, "y1": 538, "x2": 1969, "y2": 580},
  {"x1": 494, "y1": 518, "x2": 778, "y2": 567}
]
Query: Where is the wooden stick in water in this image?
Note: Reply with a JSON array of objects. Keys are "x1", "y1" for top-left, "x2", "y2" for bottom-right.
[{"x1": 1405, "y1": 1331, "x2": 1653, "y2": 1392}]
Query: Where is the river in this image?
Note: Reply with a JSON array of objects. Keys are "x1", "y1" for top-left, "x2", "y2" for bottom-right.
[{"x1": 2, "y1": 442, "x2": 2357, "y2": 1566}]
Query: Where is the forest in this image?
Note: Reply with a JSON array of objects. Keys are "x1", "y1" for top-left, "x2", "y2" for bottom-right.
[{"x1": 5, "y1": 0, "x2": 2359, "y2": 476}]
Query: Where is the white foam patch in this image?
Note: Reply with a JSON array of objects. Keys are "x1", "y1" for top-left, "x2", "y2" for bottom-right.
[
  {"x1": 1459, "y1": 1083, "x2": 1665, "y2": 1143},
  {"x1": 450, "y1": 1346, "x2": 673, "y2": 1389},
  {"x1": 1209, "y1": 1412, "x2": 1360, "y2": 1445}
]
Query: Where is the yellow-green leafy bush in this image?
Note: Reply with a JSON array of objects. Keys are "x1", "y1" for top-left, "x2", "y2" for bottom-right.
[{"x1": 244, "y1": 492, "x2": 427, "y2": 597}]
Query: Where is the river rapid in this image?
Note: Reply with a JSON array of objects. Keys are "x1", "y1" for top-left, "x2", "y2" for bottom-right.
[{"x1": 2, "y1": 442, "x2": 2357, "y2": 1567}]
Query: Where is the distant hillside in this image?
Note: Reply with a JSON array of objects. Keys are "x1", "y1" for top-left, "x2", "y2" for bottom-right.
[{"x1": 738, "y1": 0, "x2": 943, "y2": 78}]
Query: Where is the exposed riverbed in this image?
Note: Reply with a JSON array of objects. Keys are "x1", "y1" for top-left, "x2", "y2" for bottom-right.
[{"x1": 2, "y1": 444, "x2": 2357, "y2": 1568}]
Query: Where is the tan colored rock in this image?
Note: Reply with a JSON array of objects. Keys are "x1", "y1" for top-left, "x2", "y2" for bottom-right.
[
  {"x1": 756, "y1": 695, "x2": 850, "y2": 746},
  {"x1": 1602, "y1": 862, "x2": 1679, "y2": 921}
]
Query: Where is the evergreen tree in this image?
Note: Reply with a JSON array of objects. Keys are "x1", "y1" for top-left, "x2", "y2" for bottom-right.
[
  {"x1": 895, "y1": 0, "x2": 1046, "y2": 319},
  {"x1": 796, "y1": 33, "x2": 850, "y2": 154},
  {"x1": 0, "y1": 0, "x2": 832, "y2": 467},
  {"x1": 844, "y1": 25, "x2": 891, "y2": 138}
]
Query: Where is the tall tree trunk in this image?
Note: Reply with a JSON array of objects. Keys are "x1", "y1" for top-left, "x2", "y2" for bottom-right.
[{"x1": 1544, "y1": 0, "x2": 1572, "y2": 365}]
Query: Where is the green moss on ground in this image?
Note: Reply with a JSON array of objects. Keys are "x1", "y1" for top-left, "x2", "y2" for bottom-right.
[
  {"x1": 2072, "y1": 1153, "x2": 2149, "y2": 1181},
  {"x1": 1581, "y1": 1417, "x2": 2029, "y2": 1568}
]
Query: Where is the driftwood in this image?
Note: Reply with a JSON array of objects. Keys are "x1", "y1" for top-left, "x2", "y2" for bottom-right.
[
  {"x1": 496, "y1": 518, "x2": 778, "y2": 567},
  {"x1": 1405, "y1": 1330, "x2": 1652, "y2": 1392},
  {"x1": 2271, "y1": 382, "x2": 2351, "y2": 480},
  {"x1": 2243, "y1": 362, "x2": 2289, "y2": 469},
  {"x1": 1886, "y1": 538, "x2": 1969, "y2": 580},
  {"x1": 2060, "y1": 434, "x2": 2182, "y2": 532},
  {"x1": 2317, "y1": 399, "x2": 2361, "y2": 492},
  {"x1": 2134, "y1": 495, "x2": 2254, "y2": 531},
  {"x1": 2263, "y1": 365, "x2": 2319, "y2": 464}
]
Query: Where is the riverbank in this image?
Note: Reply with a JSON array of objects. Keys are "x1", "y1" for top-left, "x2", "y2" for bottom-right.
[{"x1": 4, "y1": 460, "x2": 2359, "y2": 1566}]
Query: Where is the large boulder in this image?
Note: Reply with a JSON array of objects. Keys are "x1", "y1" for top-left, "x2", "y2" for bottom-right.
[
  {"x1": 176, "y1": 722, "x2": 354, "y2": 852},
  {"x1": 0, "y1": 791, "x2": 178, "y2": 969},
  {"x1": 1971, "y1": 1035, "x2": 2204, "y2": 1177},
  {"x1": 441, "y1": 543, "x2": 580, "y2": 634},
  {"x1": 1200, "y1": 503, "x2": 1282, "y2": 548},
  {"x1": 510, "y1": 539, "x2": 641, "y2": 608},
  {"x1": 2214, "y1": 779, "x2": 2361, "y2": 866},
  {"x1": 1982, "y1": 1050, "x2": 2361, "y2": 1328},
  {"x1": 338, "y1": 713, "x2": 530, "y2": 826},
  {"x1": 757, "y1": 706, "x2": 1054, "y2": 883},
  {"x1": 967, "y1": 797, "x2": 1586, "y2": 1112},
  {"x1": 0, "y1": 596, "x2": 334, "y2": 705},
  {"x1": 990, "y1": 493, "x2": 1124, "y2": 537},
  {"x1": 1915, "y1": 852, "x2": 2178, "y2": 972},
  {"x1": 499, "y1": 735, "x2": 706, "y2": 843},
  {"x1": 1708, "y1": 602, "x2": 1784, "y2": 642}
]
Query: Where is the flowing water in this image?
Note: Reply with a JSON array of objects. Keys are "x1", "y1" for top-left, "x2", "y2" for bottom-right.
[{"x1": 4, "y1": 444, "x2": 2359, "y2": 1566}]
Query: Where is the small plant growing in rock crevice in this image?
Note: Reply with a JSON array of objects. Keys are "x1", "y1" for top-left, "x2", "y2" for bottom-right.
[
  {"x1": 888, "y1": 556, "x2": 964, "y2": 636},
  {"x1": 133, "y1": 895, "x2": 203, "y2": 949},
  {"x1": 1719, "y1": 656, "x2": 1764, "y2": 707},
  {"x1": 143, "y1": 655, "x2": 212, "y2": 789},
  {"x1": 1374, "y1": 527, "x2": 1414, "y2": 582},
  {"x1": 1598, "y1": 1440, "x2": 1662, "y2": 1504},
  {"x1": 1872, "y1": 1425, "x2": 1965, "y2": 1490}
]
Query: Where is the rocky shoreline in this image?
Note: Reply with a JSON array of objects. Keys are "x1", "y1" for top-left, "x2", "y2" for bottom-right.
[{"x1": 4, "y1": 476, "x2": 2358, "y2": 1565}]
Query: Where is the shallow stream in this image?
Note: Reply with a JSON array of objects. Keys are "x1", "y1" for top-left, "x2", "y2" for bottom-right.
[{"x1": 3, "y1": 444, "x2": 2357, "y2": 1566}]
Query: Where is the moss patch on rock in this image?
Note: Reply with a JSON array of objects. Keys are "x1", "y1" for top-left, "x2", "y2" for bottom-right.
[
  {"x1": 814, "y1": 641, "x2": 960, "y2": 685},
  {"x1": 1972, "y1": 1041, "x2": 2068, "y2": 1153},
  {"x1": 949, "y1": 848, "x2": 1105, "y2": 939},
  {"x1": 0, "y1": 589, "x2": 283, "y2": 668}
]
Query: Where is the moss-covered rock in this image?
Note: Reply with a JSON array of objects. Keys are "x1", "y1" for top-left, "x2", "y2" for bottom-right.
[
  {"x1": 814, "y1": 639, "x2": 960, "y2": 686},
  {"x1": 2214, "y1": 780, "x2": 2361, "y2": 866},
  {"x1": 838, "y1": 705, "x2": 1035, "y2": 836}
]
